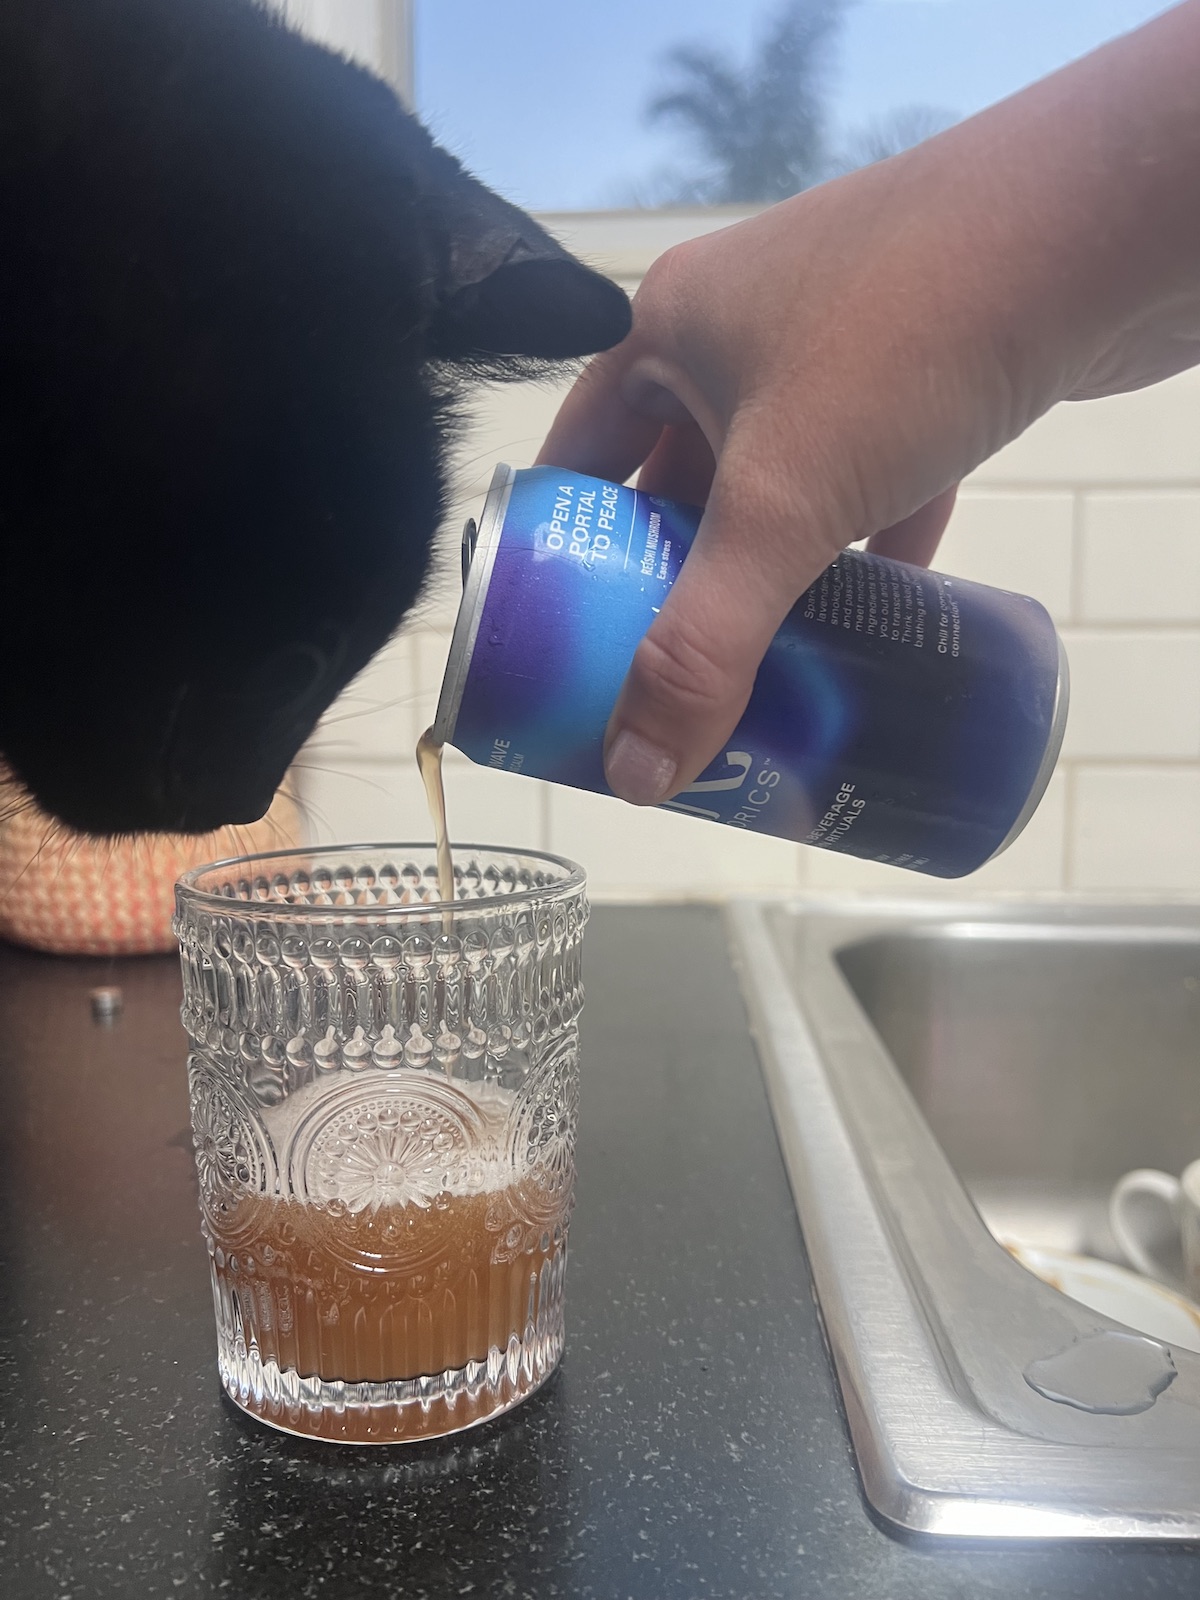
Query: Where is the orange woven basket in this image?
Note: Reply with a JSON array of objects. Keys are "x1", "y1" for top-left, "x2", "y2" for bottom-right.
[{"x1": 0, "y1": 790, "x2": 302, "y2": 956}]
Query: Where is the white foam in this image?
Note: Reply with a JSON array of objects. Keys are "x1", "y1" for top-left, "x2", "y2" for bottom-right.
[{"x1": 261, "y1": 1069, "x2": 522, "y2": 1201}]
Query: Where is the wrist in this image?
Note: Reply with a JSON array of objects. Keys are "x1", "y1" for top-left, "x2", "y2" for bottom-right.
[{"x1": 922, "y1": 1, "x2": 1200, "y2": 408}]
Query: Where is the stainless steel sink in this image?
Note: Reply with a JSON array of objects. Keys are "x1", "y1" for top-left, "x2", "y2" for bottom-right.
[{"x1": 727, "y1": 898, "x2": 1200, "y2": 1541}]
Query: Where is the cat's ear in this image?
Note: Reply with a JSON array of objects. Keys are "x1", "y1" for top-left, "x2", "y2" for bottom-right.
[{"x1": 427, "y1": 161, "x2": 631, "y2": 361}]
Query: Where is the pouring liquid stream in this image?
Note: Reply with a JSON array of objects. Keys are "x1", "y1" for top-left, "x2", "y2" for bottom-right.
[{"x1": 417, "y1": 727, "x2": 455, "y2": 925}]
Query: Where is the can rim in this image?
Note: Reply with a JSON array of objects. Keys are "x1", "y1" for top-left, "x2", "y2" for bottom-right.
[
  {"x1": 432, "y1": 463, "x2": 515, "y2": 747},
  {"x1": 984, "y1": 629, "x2": 1071, "y2": 866}
]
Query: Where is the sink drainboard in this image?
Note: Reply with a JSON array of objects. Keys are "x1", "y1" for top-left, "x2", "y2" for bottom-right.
[{"x1": 728, "y1": 898, "x2": 1200, "y2": 1540}]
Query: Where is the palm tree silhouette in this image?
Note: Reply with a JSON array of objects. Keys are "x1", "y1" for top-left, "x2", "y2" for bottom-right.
[
  {"x1": 646, "y1": 0, "x2": 849, "y2": 204},
  {"x1": 834, "y1": 104, "x2": 959, "y2": 174}
]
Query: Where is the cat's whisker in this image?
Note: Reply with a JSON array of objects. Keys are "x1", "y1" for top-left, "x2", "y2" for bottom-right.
[
  {"x1": 46, "y1": 823, "x2": 86, "y2": 887},
  {"x1": 315, "y1": 690, "x2": 424, "y2": 729},
  {"x1": 256, "y1": 803, "x2": 290, "y2": 845},
  {"x1": 444, "y1": 419, "x2": 574, "y2": 492},
  {"x1": 58, "y1": 830, "x2": 92, "y2": 883},
  {"x1": 0, "y1": 796, "x2": 37, "y2": 828},
  {"x1": 287, "y1": 793, "x2": 333, "y2": 840},
  {"x1": 444, "y1": 445, "x2": 519, "y2": 483},
  {"x1": 229, "y1": 822, "x2": 257, "y2": 862},
  {"x1": 290, "y1": 760, "x2": 377, "y2": 782},
  {"x1": 0, "y1": 773, "x2": 38, "y2": 830},
  {"x1": 274, "y1": 770, "x2": 335, "y2": 840},
  {"x1": 288, "y1": 762, "x2": 399, "y2": 809},
  {"x1": 444, "y1": 440, "x2": 542, "y2": 490},
  {"x1": 4, "y1": 816, "x2": 65, "y2": 900}
]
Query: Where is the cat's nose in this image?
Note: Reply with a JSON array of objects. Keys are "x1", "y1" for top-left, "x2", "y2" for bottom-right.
[
  {"x1": 165, "y1": 766, "x2": 282, "y2": 833},
  {"x1": 159, "y1": 633, "x2": 350, "y2": 830}
]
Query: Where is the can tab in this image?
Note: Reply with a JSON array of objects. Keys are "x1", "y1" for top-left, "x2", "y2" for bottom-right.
[{"x1": 461, "y1": 518, "x2": 479, "y2": 587}]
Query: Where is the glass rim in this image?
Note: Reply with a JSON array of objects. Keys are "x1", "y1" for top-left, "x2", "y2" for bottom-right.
[{"x1": 174, "y1": 840, "x2": 587, "y2": 918}]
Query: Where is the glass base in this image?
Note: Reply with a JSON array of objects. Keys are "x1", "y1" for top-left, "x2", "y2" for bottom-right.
[{"x1": 218, "y1": 1315, "x2": 564, "y2": 1444}]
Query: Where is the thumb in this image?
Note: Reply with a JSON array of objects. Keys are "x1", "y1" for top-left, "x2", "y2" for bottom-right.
[{"x1": 603, "y1": 442, "x2": 843, "y2": 806}]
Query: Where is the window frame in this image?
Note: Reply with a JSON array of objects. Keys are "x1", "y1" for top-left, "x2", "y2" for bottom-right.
[
  {"x1": 267, "y1": 0, "x2": 414, "y2": 104},
  {"x1": 534, "y1": 206, "x2": 764, "y2": 284},
  {"x1": 271, "y1": 5, "x2": 758, "y2": 274}
]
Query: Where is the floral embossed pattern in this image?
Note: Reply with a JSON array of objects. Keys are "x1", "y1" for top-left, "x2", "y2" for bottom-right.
[
  {"x1": 175, "y1": 845, "x2": 587, "y2": 1443},
  {"x1": 501, "y1": 1039, "x2": 581, "y2": 1245},
  {"x1": 292, "y1": 1079, "x2": 488, "y2": 1209},
  {"x1": 316, "y1": 1108, "x2": 458, "y2": 1213},
  {"x1": 285, "y1": 1077, "x2": 496, "y2": 1273},
  {"x1": 188, "y1": 1057, "x2": 276, "y2": 1244}
]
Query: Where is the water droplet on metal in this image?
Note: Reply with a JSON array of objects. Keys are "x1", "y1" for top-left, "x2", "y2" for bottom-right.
[{"x1": 1024, "y1": 1331, "x2": 1176, "y2": 1415}]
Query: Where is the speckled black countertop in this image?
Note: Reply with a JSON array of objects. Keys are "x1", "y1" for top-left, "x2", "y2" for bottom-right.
[{"x1": 2, "y1": 905, "x2": 1198, "y2": 1598}]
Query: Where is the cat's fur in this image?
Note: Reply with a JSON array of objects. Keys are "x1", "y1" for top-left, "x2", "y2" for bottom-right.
[{"x1": 0, "y1": 0, "x2": 630, "y2": 835}]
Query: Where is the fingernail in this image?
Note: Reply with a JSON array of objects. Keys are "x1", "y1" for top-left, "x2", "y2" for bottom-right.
[{"x1": 605, "y1": 730, "x2": 677, "y2": 806}]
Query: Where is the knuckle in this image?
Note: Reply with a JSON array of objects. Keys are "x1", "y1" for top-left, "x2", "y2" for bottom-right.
[
  {"x1": 630, "y1": 614, "x2": 736, "y2": 720},
  {"x1": 634, "y1": 240, "x2": 703, "y2": 330},
  {"x1": 721, "y1": 422, "x2": 854, "y2": 570}
]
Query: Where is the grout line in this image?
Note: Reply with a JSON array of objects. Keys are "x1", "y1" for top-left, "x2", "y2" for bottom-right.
[
  {"x1": 1062, "y1": 761, "x2": 1078, "y2": 891},
  {"x1": 1068, "y1": 756, "x2": 1200, "y2": 768},
  {"x1": 1057, "y1": 621, "x2": 1200, "y2": 633},
  {"x1": 955, "y1": 486, "x2": 1076, "y2": 497},
  {"x1": 965, "y1": 480, "x2": 1200, "y2": 494},
  {"x1": 1069, "y1": 489, "x2": 1084, "y2": 625},
  {"x1": 308, "y1": 754, "x2": 1200, "y2": 775},
  {"x1": 794, "y1": 839, "x2": 811, "y2": 891},
  {"x1": 538, "y1": 781, "x2": 553, "y2": 855},
  {"x1": 794, "y1": 842, "x2": 809, "y2": 892},
  {"x1": 404, "y1": 632, "x2": 421, "y2": 753},
  {"x1": 1057, "y1": 758, "x2": 1200, "y2": 773}
]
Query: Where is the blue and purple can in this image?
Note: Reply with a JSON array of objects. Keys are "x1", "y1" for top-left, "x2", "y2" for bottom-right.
[{"x1": 432, "y1": 465, "x2": 1069, "y2": 878}]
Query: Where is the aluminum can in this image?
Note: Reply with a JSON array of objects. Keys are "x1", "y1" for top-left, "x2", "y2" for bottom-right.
[{"x1": 433, "y1": 465, "x2": 1068, "y2": 878}]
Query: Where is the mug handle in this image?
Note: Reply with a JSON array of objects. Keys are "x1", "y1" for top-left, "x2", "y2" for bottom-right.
[{"x1": 1109, "y1": 1168, "x2": 1184, "y2": 1285}]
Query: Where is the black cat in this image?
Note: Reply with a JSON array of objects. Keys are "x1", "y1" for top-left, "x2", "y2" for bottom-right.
[{"x1": 0, "y1": 0, "x2": 630, "y2": 836}]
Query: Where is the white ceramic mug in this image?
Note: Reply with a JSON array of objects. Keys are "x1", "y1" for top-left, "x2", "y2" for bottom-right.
[{"x1": 1109, "y1": 1159, "x2": 1200, "y2": 1299}]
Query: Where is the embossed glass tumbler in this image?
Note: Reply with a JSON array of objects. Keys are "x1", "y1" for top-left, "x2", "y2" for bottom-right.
[{"x1": 174, "y1": 845, "x2": 587, "y2": 1445}]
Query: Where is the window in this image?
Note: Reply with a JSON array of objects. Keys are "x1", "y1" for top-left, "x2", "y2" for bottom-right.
[
  {"x1": 415, "y1": 1, "x2": 1169, "y2": 215},
  {"x1": 278, "y1": 3, "x2": 1174, "y2": 277},
  {"x1": 266, "y1": 0, "x2": 413, "y2": 101}
]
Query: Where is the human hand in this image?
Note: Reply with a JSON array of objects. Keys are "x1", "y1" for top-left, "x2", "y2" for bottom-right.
[{"x1": 537, "y1": 1, "x2": 1200, "y2": 806}]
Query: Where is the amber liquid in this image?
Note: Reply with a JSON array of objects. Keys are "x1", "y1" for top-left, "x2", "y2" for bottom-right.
[
  {"x1": 416, "y1": 727, "x2": 454, "y2": 911},
  {"x1": 211, "y1": 1187, "x2": 563, "y2": 1443},
  {"x1": 209, "y1": 736, "x2": 564, "y2": 1443}
]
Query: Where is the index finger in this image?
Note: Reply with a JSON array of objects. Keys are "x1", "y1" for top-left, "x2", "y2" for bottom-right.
[{"x1": 535, "y1": 346, "x2": 665, "y2": 481}]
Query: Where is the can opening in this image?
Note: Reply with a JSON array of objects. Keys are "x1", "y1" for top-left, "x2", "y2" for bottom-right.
[{"x1": 434, "y1": 467, "x2": 515, "y2": 747}]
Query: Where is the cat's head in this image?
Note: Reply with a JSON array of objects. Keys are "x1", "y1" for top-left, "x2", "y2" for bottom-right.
[{"x1": 0, "y1": 0, "x2": 630, "y2": 836}]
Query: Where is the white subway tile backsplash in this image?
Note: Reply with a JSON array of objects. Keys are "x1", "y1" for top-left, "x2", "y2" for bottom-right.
[
  {"x1": 295, "y1": 758, "x2": 545, "y2": 852},
  {"x1": 1072, "y1": 767, "x2": 1200, "y2": 890},
  {"x1": 937, "y1": 492, "x2": 1074, "y2": 620},
  {"x1": 970, "y1": 366, "x2": 1200, "y2": 486},
  {"x1": 294, "y1": 759, "x2": 428, "y2": 843},
  {"x1": 306, "y1": 635, "x2": 415, "y2": 766},
  {"x1": 1058, "y1": 631, "x2": 1200, "y2": 760},
  {"x1": 802, "y1": 768, "x2": 1067, "y2": 894},
  {"x1": 1080, "y1": 493, "x2": 1200, "y2": 621},
  {"x1": 446, "y1": 376, "x2": 574, "y2": 500},
  {"x1": 547, "y1": 784, "x2": 802, "y2": 898},
  {"x1": 434, "y1": 763, "x2": 545, "y2": 851},
  {"x1": 304, "y1": 622, "x2": 456, "y2": 770},
  {"x1": 410, "y1": 627, "x2": 461, "y2": 757}
]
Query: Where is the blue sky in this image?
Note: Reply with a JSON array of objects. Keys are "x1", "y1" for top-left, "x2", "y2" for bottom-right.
[{"x1": 416, "y1": 0, "x2": 1173, "y2": 209}]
